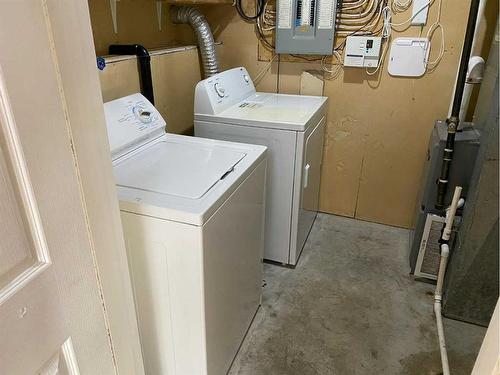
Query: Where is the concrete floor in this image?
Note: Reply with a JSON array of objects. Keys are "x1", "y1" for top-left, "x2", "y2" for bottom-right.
[{"x1": 229, "y1": 214, "x2": 486, "y2": 375}]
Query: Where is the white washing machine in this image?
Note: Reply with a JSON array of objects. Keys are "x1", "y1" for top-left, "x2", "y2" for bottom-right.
[
  {"x1": 194, "y1": 67, "x2": 328, "y2": 266},
  {"x1": 104, "y1": 93, "x2": 267, "y2": 375}
]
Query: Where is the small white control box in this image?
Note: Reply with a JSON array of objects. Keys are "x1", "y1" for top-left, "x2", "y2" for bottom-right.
[
  {"x1": 344, "y1": 36, "x2": 382, "y2": 68},
  {"x1": 411, "y1": 0, "x2": 429, "y2": 25}
]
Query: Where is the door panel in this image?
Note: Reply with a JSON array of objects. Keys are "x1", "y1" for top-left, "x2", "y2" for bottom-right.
[
  {"x1": 38, "y1": 338, "x2": 80, "y2": 375},
  {"x1": 0, "y1": 92, "x2": 72, "y2": 373},
  {"x1": 296, "y1": 117, "x2": 326, "y2": 259},
  {"x1": 0, "y1": 125, "x2": 50, "y2": 304},
  {"x1": 0, "y1": 1, "x2": 116, "y2": 374}
]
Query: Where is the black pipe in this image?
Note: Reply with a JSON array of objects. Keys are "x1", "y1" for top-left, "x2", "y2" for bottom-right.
[
  {"x1": 435, "y1": 0, "x2": 481, "y2": 210},
  {"x1": 108, "y1": 44, "x2": 155, "y2": 105}
]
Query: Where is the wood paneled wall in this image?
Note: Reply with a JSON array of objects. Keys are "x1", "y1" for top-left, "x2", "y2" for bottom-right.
[{"x1": 89, "y1": 0, "x2": 486, "y2": 228}]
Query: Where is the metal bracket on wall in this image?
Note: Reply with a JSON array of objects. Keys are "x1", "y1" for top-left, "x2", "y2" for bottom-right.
[
  {"x1": 156, "y1": 1, "x2": 165, "y2": 31},
  {"x1": 109, "y1": 0, "x2": 118, "y2": 34}
]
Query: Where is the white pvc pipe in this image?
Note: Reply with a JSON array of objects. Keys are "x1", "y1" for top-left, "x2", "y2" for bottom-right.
[
  {"x1": 435, "y1": 295, "x2": 450, "y2": 375},
  {"x1": 448, "y1": 0, "x2": 487, "y2": 119},
  {"x1": 443, "y1": 187, "x2": 462, "y2": 241},
  {"x1": 435, "y1": 244, "x2": 450, "y2": 297},
  {"x1": 434, "y1": 186, "x2": 463, "y2": 375},
  {"x1": 460, "y1": 82, "x2": 474, "y2": 122}
]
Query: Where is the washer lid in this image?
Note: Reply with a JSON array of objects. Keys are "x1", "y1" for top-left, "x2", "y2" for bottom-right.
[{"x1": 113, "y1": 139, "x2": 246, "y2": 199}]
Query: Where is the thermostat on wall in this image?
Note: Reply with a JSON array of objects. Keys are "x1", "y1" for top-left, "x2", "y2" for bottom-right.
[{"x1": 344, "y1": 36, "x2": 382, "y2": 68}]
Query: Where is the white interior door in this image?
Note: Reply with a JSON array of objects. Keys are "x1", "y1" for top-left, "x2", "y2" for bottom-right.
[{"x1": 0, "y1": 1, "x2": 117, "y2": 374}]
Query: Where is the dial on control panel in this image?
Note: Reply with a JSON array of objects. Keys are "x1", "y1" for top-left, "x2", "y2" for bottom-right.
[
  {"x1": 214, "y1": 82, "x2": 226, "y2": 98},
  {"x1": 133, "y1": 106, "x2": 153, "y2": 123}
]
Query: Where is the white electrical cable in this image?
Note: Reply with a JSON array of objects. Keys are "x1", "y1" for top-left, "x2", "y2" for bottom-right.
[
  {"x1": 382, "y1": 5, "x2": 392, "y2": 39},
  {"x1": 256, "y1": 0, "x2": 275, "y2": 49},
  {"x1": 321, "y1": 51, "x2": 343, "y2": 79},
  {"x1": 392, "y1": 0, "x2": 412, "y2": 13},
  {"x1": 365, "y1": 5, "x2": 391, "y2": 76},
  {"x1": 366, "y1": 37, "x2": 390, "y2": 75},
  {"x1": 434, "y1": 186, "x2": 462, "y2": 375},
  {"x1": 390, "y1": 0, "x2": 435, "y2": 28},
  {"x1": 258, "y1": 0, "x2": 275, "y2": 30},
  {"x1": 342, "y1": 0, "x2": 369, "y2": 11},
  {"x1": 340, "y1": 0, "x2": 378, "y2": 19},
  {"x1": 253, "y1": 54, "x2": 278, "y2": 84},
  {"x1": 338, "y1": 0, "x2": 384, "y2": 31},
  {"x1": 424, "y1": 0, "x2": 445, "y2": 69}
]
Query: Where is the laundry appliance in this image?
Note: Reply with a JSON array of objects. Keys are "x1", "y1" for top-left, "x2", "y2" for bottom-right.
[
  {"x1": 194, "y1": 67, "x2": 327, "y2": 266},
  {"x1": 104, "y1": 93, "x2": 267, "y2": 375}
]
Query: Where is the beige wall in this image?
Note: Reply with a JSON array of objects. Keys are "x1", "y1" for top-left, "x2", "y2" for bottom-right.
[
  {"x1": 201, "y1": 0, "x2": 471, "y2": 228},
  {"x1": 89, "y1": 0, "x2": 483, "y2": 228},
  {"x1": 88, "y1": 0, "x2": 196, "y2": 55}
]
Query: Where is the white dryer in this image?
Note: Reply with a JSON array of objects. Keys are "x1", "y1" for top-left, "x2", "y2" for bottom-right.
[
  {"x1": 104, "y1": 93, "x2": 267, "y2": 375},
  {"x1": 194, "y1": 67, "x2": 328, "y2": 266}
]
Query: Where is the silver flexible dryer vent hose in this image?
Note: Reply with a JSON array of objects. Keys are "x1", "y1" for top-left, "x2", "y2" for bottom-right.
[{"x1": 171, "y1": 6, "x2": 219, "y2": 78}]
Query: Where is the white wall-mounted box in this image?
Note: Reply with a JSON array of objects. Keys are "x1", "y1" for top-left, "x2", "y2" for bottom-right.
[
  {"x1": 388, "y1": 37, "x2": 430, "y2": 77},
  {"x1": 411, "y1": 0, "x2": 430, "y2": 25},
  {"x1": 344, "y1": 36, "x2": 382, "y2": 68}
]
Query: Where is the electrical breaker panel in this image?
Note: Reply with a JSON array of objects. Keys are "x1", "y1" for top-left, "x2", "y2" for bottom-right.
[
  {"x1": 276, "y1": 0, "x2": 339, "y2": 55},
  {"x1": 344, "y1": 36, "x2": 382, "y2": 68}
]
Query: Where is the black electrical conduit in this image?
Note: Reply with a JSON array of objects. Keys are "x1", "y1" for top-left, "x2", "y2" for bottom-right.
[
  {"x1": 108, "y1": 44, "x2": 155, "y2": 105},
  {"x1": 435, "y1": 0, "x2": 481, "y2": 210}
]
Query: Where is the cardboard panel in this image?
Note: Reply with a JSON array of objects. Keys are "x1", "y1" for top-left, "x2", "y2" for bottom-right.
[
  {"x1": 151, "y1": 48, "x2": 202, "y2": 134},
  {"x1": 278, "y1": 62, "x2": 322, "y2": 94},
  {"x1": 300, "y1": 71, "x2": 325, "y2": 96},
  {"x1": 99, "y1": 59, "x2": 141, "y2": 102},
  {"x1": 98, "y1": 48, "x2": 203, "y2": 135}
]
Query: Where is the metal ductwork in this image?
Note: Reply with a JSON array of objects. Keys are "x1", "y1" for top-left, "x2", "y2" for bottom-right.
[{"x1": 171, "y1": 6, "x2": 219, "y2": 78}]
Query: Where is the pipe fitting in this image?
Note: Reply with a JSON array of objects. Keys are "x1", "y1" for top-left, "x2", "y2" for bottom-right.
[
  {"x1": 171, "y1": 6, "x2": 219, "y2": 78},
  {"x1": 446, "y1": 116, "x2": 459, "y2": 133}
]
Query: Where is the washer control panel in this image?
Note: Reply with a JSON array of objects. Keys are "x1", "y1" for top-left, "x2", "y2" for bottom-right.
[{"x1": 104, "y1": 93, "x2": 166, "y2": 159}]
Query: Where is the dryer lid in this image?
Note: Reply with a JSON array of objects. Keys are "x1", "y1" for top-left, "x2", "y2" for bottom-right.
[
  {"x1": 104, "y1": 93, "x2": 166, "y2": 160},
  {"x1": 113, "y1": 138, "x2": 246, "y2": 199},
  {"x1": 222, "y1": 93, "x2": 326, "y2": 125}
]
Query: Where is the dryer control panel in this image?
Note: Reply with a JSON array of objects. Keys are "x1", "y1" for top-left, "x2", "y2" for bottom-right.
[
  {"x1": 194, "y1": 67, "x2": 256, "y2": 116},
  {"x1": 276, "y1": 0, "x2": 339, "y2": 54}
]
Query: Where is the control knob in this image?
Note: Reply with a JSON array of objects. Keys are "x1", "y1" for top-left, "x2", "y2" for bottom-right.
[{"x1": 214, "y1": 82, "x2": 225, "y2": 98}]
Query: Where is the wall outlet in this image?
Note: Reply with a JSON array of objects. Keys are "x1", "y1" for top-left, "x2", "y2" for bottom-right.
[{"x1": 411, "y1": 0, "x2": 429, "y2": 26}]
